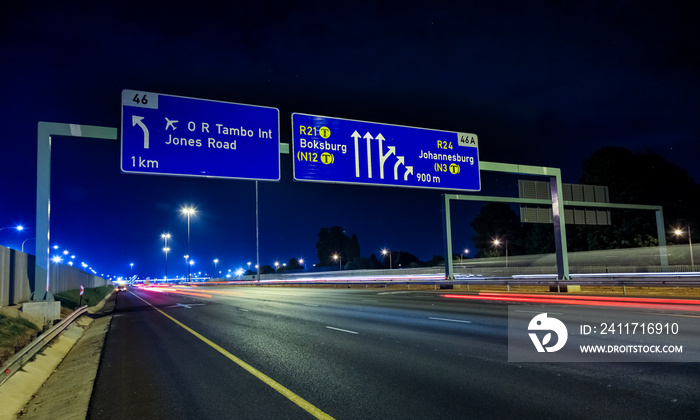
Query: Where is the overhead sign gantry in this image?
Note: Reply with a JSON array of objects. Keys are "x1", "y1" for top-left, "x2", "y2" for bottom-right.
[
  {"x1": 292, "y1": 113, "x2": 480, "y2": 191},
  {"x1": 121, "y1": 90, "x2": 280, "y2": 181}
]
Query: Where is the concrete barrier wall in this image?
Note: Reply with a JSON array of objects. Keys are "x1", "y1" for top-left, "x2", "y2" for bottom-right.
[
  {"x1": 48, "y1": 262, "x2": 111, "y2": 293},
  {"x1": 0, "y1": 246, "x2": 33, "y2": 306},
  {"x1": 0, "y1": 245, "x2": 109, "y2": 306}
]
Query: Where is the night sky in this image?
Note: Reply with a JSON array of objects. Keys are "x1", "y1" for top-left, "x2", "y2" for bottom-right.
[{"x1": 1, "y1": 1, "x2": 698, "y2": 279}]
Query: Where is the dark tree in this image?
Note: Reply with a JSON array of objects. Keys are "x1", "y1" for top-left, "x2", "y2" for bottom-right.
[
  {"x1": 522, "y1": 223, "x2": 555, "y2": 254},
  {"x1": 572, "y1": 147, "x2": 700, "y2": 250},
  {"x1": 348, "y1": 255, "x2": 379, "y2": 270},
  {"x1": 348, "y1": 234, "x2": 361, "y2": 261},
  {"x1": 425, "y1": 255, "x2": 445, "y2": 267},
  {"x1": 393, "y1": 250, "x2": 421, "y2": 268},
  {"x1": 315, "y1": 227, "x2": 361, "y2": 267},
  {"x1": 470, "y1": 203, "x2": 525, "y2": 257},
  {"x1": 316, "y1": 226, "x2": 348, "y2": 266},
  {"x1": 259, "y1": 264, "x2": 274, "y2": 275},
  {"x1": 286, "y1": 258, "x2": 302, "y2": 270}
]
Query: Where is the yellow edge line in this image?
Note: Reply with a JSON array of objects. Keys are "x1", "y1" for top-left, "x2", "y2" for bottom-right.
[{"x1": 132, "y1": 292, "x2": 335, "y2": 420}]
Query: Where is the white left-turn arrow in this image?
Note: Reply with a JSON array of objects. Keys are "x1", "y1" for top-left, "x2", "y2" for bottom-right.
[{"x1": 132, "y1": 115, "x2": 150, "y2": 149}]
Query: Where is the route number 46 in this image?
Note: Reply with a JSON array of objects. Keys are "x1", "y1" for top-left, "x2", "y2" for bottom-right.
[{"x1": 132, "y1": 93, "x2": 148, "y2": 105}]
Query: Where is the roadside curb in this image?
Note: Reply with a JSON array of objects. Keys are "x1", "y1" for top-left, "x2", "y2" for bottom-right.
[
  {"x1": 18, "y1": 314, "x2": 113, "y2": 419},
  {"x1": 0, "y1": 291, "x2": 116, "y2": 419}
]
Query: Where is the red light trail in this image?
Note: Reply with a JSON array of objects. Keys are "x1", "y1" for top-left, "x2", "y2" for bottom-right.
[{"x1": 441, "y1": 292, "x2": 700, "y2": 312}]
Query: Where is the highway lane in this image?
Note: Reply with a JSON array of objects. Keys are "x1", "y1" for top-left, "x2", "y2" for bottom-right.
[{"x1": 89, "y1": 286, "x2": 700, "y2": 419}]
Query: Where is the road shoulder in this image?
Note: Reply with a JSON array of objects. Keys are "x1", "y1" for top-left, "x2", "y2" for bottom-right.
[{"x1": 0, "y1": 294, "x2": 116, "y2": 419}]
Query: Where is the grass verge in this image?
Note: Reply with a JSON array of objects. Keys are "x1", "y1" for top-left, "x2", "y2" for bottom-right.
[
  {"x1": 54, "y1": 285, "x2": 114, "y2": 310},
  {"x1": 0, "y1": 285, "x2": 112, "y2": 365},
  {"x1": 0, "y1": 314, "x2": 40, "y2": 366}
]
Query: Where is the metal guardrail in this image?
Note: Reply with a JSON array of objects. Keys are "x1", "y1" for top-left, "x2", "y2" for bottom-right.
[
  {"x1": 192, "y1": 271, "x2": 700, "y2": 289},
  {"x1": 0, "y1": 305, "x2": 88, "y2": 386}
]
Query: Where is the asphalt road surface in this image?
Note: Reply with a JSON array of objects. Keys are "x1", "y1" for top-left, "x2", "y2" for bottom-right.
[{"x1": 88, "y1": 286, "x2": 700, "y2": 419}]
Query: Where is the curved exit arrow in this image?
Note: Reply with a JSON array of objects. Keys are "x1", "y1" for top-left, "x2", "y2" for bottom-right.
[
  {"x1": 132, "y1": 115, "x2": 150, "y2": 149},
  {"x1": 394, "y1": 155, "x2": 404, "y2": 180}
]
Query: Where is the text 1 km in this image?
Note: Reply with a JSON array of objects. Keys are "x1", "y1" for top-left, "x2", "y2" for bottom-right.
[{"x1": 131, "y1": 156, "x2": 159, "y2": 169}]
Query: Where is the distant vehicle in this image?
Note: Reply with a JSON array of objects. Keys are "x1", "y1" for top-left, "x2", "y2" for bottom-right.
[{"x1": 115, "y1": 285, "x2": 127, "y2": 292}]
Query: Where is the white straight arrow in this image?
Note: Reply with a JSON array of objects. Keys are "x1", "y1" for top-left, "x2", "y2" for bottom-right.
[
  {"x1": 132, "y1": 115, "x2": 149, "y2": 149},
  {"x1": 351, "y1": 131, "x2": 362, "y2": 177},
  {"x1": 364, "y1": 132, "x2": 374, "y2": 178},
  {"x1": 393, "y1": 155, "x2": 405, "y2": 180},
  {"x1": 404, "y1": 166, "x2": 413, "y2": 181}
]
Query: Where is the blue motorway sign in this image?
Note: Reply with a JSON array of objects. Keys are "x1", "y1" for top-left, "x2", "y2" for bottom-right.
[
  {"x1": 121, "y1": 90, "x2": 280, "y2": 181},
  {"x1": 292, "y1": 114, "x2": 480, "y2": 191}
]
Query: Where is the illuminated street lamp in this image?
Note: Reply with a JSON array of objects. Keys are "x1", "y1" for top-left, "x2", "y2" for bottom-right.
[
  {"x1": 461, "y1": 248, "x2": 470, "y2": 264},
  {"x1": 493, "y1": 238, "x2": 508, "y2": 267},
  {"x1": 674, "y1": 227, "x2": 694, "y2": 267},
  {"x1": 332, "y1": 254, "x2": 342, "y2": 270},
  {"x1": 0, "y1": 225, "x2": 24, "y2": 233},
  {"x1": 274, "y1": 261, "x2": 280, "y2": 271},
  {"x1": 162, "y1": 233, "x2": 171, "y2": 278},
  {"x1": 381, "y1": 249, "x2": 392, "y2": 269},
  {"x1": 213, "y1": 258, "x2": 219, "y2": 272},
  {"x1": 298, "y1": 258, "x2": 305, "y2": 269},
  {"x1": 181, "y1": 206, "x2": 196, "y2": 280}
]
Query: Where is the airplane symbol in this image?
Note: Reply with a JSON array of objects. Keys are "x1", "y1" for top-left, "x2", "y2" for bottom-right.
[{"x1": 165, "y1": 117, "x2": 178, "y2": 130}]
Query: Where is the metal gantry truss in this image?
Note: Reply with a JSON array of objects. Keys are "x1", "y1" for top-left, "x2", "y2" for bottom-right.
[
  {"x1": 442, "y1": 161, "x2": 668, "y2": 281},
  {"x1": 34, "y1": 123, "x2": 668, "y2": 299}
]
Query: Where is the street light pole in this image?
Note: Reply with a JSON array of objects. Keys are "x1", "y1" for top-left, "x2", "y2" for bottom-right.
[
  {"x1": 493, "y1": 239, "x2": 508, "y2": 268},
  {"x1": 0, "y1": 225, "x2": 25, "y2": 248},
  {"x1": 184, "y1": 255, "x2": 189, "y2": 280},
  {"x1": 505, "y1": 240, "x2": 509, "y2": 268},
  {"x1": 181, "y1": 207, "x2": 196, "y2": 281},
  {"x1": 0, "y1": 225, "x2": 24, "y2": 233},
  {"x1": 675, "y1": 226, "x2": 694, "y2": 267},
  {"x1": 382, "y1": 249, "x2": 392, "y2": 270},
  {"x1": 333, "y1": 254, "x2": 342, "y2": 270},
  {"x1": 162, "y1": 233, "x2": 171, "y2": 279},
  {"x1": 690, "y1": 228, "x2": 694, "y2": 267},
  {"x1": 461, "y1": 248, "x2": 469, "y2": 264},
  {"x1": 21, "y1": 237, "x2": 35, "y2": 253}
]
